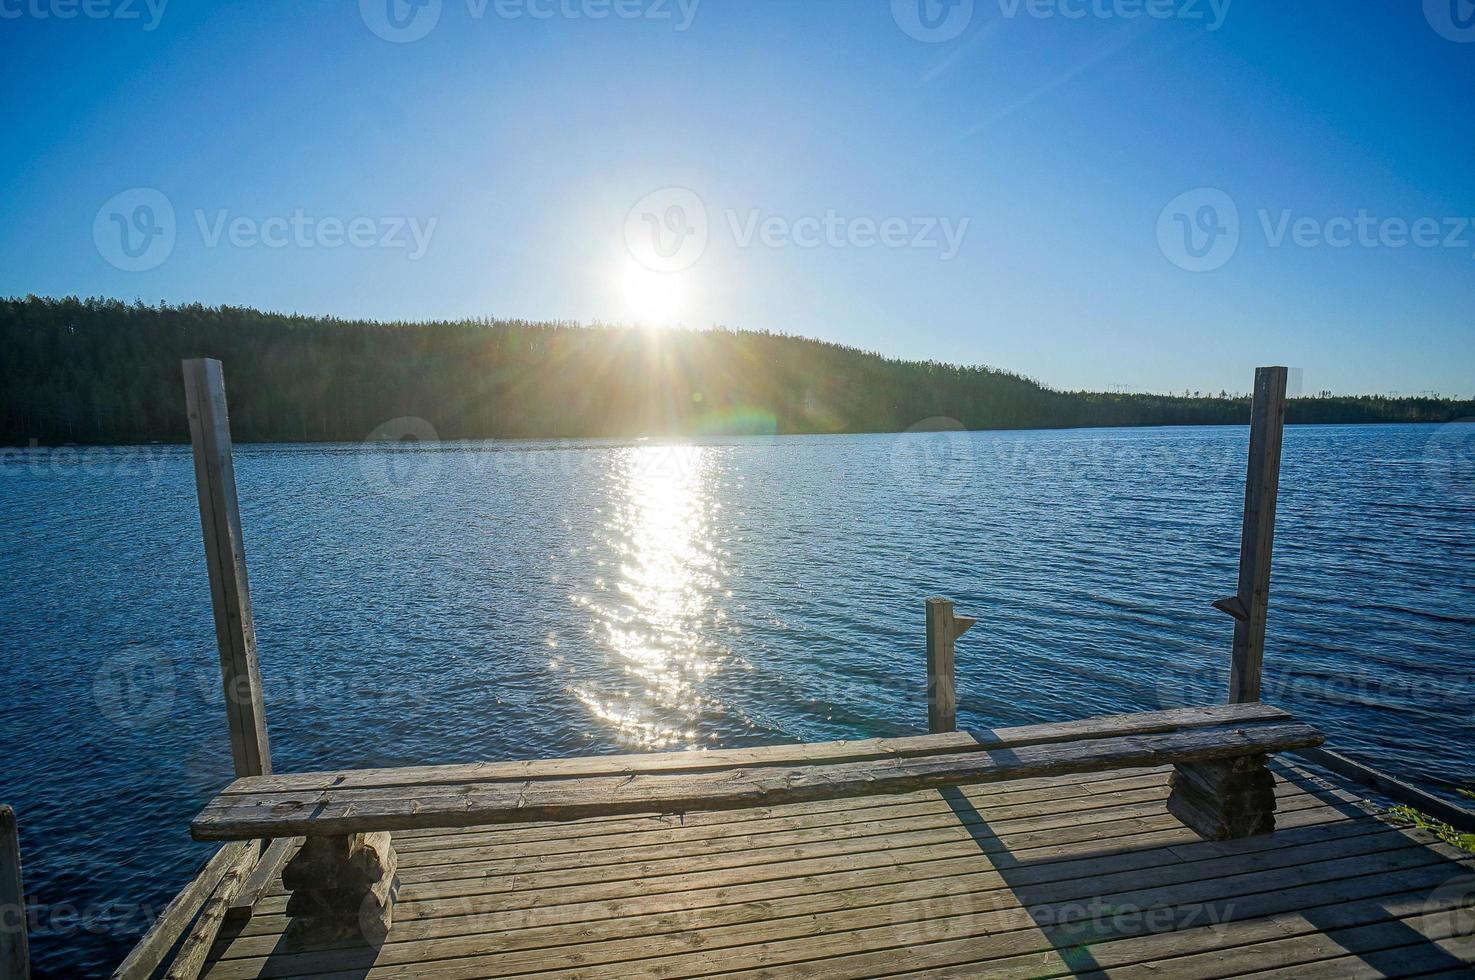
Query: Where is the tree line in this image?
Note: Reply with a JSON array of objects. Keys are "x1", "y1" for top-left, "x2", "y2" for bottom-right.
[{"x1": 2, "y1": 296, "x2": 1468, "y2": 445}]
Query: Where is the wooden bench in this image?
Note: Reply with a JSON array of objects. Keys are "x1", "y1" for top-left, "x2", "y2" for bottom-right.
[{"x1": 190, "y1": 703, "x2": 1321, "y2": 948}]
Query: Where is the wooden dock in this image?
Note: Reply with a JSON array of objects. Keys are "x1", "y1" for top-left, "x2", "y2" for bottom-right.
[
  {"x1": 177, "y1": 761, "x2": 1474, "y2": 979},
  {"x1": 7, "y1": 361, "x2": 1442, "y2": 979}
]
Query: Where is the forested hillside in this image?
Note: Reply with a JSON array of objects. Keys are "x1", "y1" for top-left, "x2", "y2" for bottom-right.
[{"x1": 2, "y1": 296, "x2": 1467, "y2": 445}]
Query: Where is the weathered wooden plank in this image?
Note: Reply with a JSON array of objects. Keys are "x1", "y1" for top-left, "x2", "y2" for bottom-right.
[
  {"x1": 392, "y1": 775, "x2": 1179, "y2": 867},
  {"x1": 1298, "y1": 745, "x2": 1475, "y2": 833},
  {"x1": 225, "y1": 838, "x2": 299, "y2": 923},
  {"x1": 397, "y1": 768, "x2": 1346, "y2": 866},
  {"x1": 0, "y1": 807, "x2": 28, "y2": 980},
  {"x1": 218, "y1": 704, "x2": 1289, "y2": 796},
  {"x1": 204, "y1": 824, "x2": 1429, "y2": 978},
  {"x1": 1087, "y1": 892, "x2": 1475, "y2": 980},
  {"x1": 390, "y1": 770, "x2": 1174, "y2": 857},
  {"x1": 387, "y1": 795, "x2": 1194, "y2": 887},
  {"x1": 206, "y1": 841, "x2": 1464, "y2": 980},
  {"x1": 206, "y1": 812, "x2": 1403, "y2": 970},
  {"x1": 196, "y1": 766, "x2": 1470, "y2": 979},
  {"x1": 388, "y1": 766, "x2": 1175, "y2": 849},
  {"x1": 374, "y1": 779, "x2": 1312, "y2": 888},
  {"x1": 226, "y1": 807, "x2": 1382, "y2": 957},
  {"x1": 1227, "y1": 364, "x2": 1289, "y2": 704},
  {"x1": 162, "y1": 843, "x2": 257, "y2": 980},
  {"x1": 112, "y1": 841, "x2": 254, "y2": 980},
  {"x1": 787, "y1": 879, "x2": 1475, "y2": 980},
  {"x1": 193, "y1": 720, "x2": 1322, "y2": 839},
  {"x1": 246, "y1": 790, "x2": 1345, "y2": 920},
  {"x1": 182, "y1": 358, "x2": 271, "y2": 777},
  {"x1": 526, "y1": 852, "x2": 1466, "y2": 980},
  {"x1": 391, "y1": 771, "x2": 1187, "y2": 856},
  {"x1": 1085, "y1": 904, "x2": 1475, "y2": 980},
  {"x1": 1279, "y1": 944, "x2": 1475, "y2": 980}
]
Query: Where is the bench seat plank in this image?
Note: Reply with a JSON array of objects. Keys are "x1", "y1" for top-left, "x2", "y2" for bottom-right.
[
  {"x1": 211, "y1": 704, "x2": 1291, "y2": 797},
  {"x1": 192, "y1": 716, "x2": 1321, "y2": 840}
]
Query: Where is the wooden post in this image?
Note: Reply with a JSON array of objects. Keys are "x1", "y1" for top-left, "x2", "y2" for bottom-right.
[
  {"x1": 1221, "y1": 366, "x2": 1289, "y2": 705},
  {"x1": 0, "y1": 806, "x2": 28, "y2": 980},
  {"x1": 184, "y1": 359, "x2": 272, "y2": 777},
  {"x1": 925, "y1": 598, "x2": 977, "y2": 734}
]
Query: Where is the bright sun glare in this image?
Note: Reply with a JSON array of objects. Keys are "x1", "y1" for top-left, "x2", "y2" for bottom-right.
[{"x1": 618, "y1": 259, "x2": 687, "y2": 327}]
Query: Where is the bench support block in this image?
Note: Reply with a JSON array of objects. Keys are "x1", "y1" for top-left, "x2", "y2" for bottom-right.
[
  {"x1": 280, "y1": 832, "x2": 399, "y2": 949},
  {"x1": 1167, "y1": 755, "x2": 1277, "y2": 840}
]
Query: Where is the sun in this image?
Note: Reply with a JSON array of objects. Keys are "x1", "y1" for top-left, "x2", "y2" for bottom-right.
[{"x1": 617, "y1": 259, "x2": 687, "y2": 326}]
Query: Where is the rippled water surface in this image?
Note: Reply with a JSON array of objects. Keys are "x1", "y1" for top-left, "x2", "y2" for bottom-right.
[{"x1": 2, "y1": 424, "x2": 1472, "y2": 975}]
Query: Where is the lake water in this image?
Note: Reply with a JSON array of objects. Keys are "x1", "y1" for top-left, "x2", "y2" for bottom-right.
[{"x1": 2, "y1": 423, "x2": 1472, "y2": 976}]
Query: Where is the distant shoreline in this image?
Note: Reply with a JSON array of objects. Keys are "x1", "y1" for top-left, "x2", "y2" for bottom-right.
[
  {"x1": 4, "y1": 296, "x2": 1470, "y2": 446},
  {"x1": 4, "y1": 419, "x2": 1467, "y2": 452}
]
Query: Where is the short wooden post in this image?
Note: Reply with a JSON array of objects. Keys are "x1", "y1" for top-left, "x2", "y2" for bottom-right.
[
  {"x1": 184, "y1": 359, "x2": 272, "y2": 777},
  {"x1": 1219, "y1": 366, "x2": 1289, "y2": 705},
  {"x1": 0, "y1": 806, "x2": 29, "y2": 980},
  {"x1": 925, "y1": 598, "x2": 977, "y2": 734}
]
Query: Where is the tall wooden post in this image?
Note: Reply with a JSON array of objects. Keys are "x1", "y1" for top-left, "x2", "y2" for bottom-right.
[
  {"x1": 184, "y1": 359, "x2": 272, "y2": 777},
  {"x1": 0, "y1": 806, "x2": 28, "y2": 980},
  {"x1": 1219, "y1": 366, "x2": 1289, "y2": 704},
  {"x1": 926, "y1": 598, "x2": 977, "y2": 734}
]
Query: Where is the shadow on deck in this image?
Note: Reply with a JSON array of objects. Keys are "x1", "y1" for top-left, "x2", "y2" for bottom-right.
[{"x1": 196, "y1": 763, "x2": 1474, "y2": 979}]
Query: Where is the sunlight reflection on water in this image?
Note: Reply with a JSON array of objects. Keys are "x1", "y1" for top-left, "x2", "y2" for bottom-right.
[{"x1": 569, "y1": 444, "x2": 731, "y2": 749}]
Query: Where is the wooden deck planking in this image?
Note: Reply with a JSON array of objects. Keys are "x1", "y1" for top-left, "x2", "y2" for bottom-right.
[
  {"x1": 220, "y1": 788, "x2": 1377, "y2": 951},
  {"x1": 236, "y1": 779, "x2": 1342, "y2": 920},
  {"x1": 254, "y1": 784, "x2": 1333, "y2": 904},
  {"x1": 199, "y1": 764, "x2": 1474, "y2": 979}
]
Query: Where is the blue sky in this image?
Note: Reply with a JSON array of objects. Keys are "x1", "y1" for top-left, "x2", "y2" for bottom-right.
[{"x1": 1, "y1": 0, "x2": 1472, "y2": 395}]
